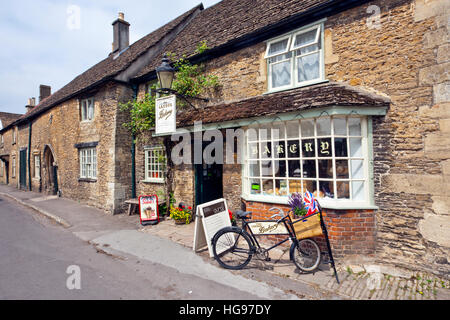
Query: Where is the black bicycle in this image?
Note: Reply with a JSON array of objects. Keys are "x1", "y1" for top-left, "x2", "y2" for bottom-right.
[{"x1": 211, "y1": 207, "x2": 322, "y2": 272}]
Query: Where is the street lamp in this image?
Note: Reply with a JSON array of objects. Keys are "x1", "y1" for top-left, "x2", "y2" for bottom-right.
[
  {"x1": 156, "y1": 54, "x2": 175, "y2": 91},
  {"x1": 155, "y1": 55, "x2": 208, "y2": 110}
]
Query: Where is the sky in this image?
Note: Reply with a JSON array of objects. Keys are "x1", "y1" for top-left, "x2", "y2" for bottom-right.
[{"x1": 0, "y1": 0, "x2": 222, "y2": 114}]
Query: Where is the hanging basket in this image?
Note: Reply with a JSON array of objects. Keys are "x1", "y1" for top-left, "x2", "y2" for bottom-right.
[{"x1": 290, "y1": 211, "x2": 323, "y2": 240}]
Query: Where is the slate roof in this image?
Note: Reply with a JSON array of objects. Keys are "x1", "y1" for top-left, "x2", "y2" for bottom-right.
[
  {"x1": 176, "y1": 81, "x2": 391, "y2": 127},
  {"x1": 133, "y1": 0, "x2": 334, "y2": 79},
  {"x1": 0, "y1": 112, "x2": 23, "y2": 128},
  {"x1": 9, "y1": 4, "x2": 203, "y2": 128}
]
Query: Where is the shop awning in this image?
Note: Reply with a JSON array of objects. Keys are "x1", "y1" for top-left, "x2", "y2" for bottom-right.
[{"x1": 154, "y1": 81, "x2": 390, "y2": 135}]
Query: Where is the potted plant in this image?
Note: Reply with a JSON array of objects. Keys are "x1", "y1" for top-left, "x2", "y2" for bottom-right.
[
  {"x1": 288, "y1": 192, "x2": 308, "y2": 218},
  {"x1": 170, "y1": 204, "x2": 193, "y2": 225}
]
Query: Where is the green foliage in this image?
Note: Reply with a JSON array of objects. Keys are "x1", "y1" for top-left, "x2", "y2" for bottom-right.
[
  {"x1": 119, "y1": 92, "x2": 156, "y2": 136},
  {"x1": 121, "y1": 41, "x2": 220, "y2": 135}
]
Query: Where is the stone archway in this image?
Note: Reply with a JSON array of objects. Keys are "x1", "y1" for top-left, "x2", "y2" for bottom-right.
[{"x1": 43, "y1": 145, "x2": 58, "y2": 195}]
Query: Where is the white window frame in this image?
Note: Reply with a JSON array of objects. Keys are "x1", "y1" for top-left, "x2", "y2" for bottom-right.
[
  {"x1": 144, "y1": 147, "x2": 165, "y2": 183},
  {"x1": 0, "y1": 160, "x2": 3, "y2": 177},
  {"x1": 34, "y1": 155, "x2": 40, "y2": 179},
  {"x1": 242, "y1": 116, "x2": 372, "y2": 209},
  {"x1": 79, "y1": 147, "x2": 97, "y2": 179},
  {"x1": 265, "y1": 21, "x2": 326, "y2": 93},
  {"x1": 12, "y1": 156, "x2": 16, "y2": 178},
  {"x1": 80, "y1": 98, "x2": 95, "y2": 122}
]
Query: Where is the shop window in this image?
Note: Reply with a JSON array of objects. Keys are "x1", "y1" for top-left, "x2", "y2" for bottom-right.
[
  {"x1": 79, "y1": 147, "x2": 97, "y2": 179},
  {"x1": 265, "y1": 22, "x2": 324, "y2": 92},
  {"x1": 144, "y1": 147, "x2": 165, "y2": 183},
  {"x1": 80, "y1": 98, "x2": 95, "y2": 121},
  {"x1": 243, "y1": 116, "x2": 369, "y2": 206}
]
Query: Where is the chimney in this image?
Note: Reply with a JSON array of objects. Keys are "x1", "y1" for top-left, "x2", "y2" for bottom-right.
[
  {"x1": 111, "y1": 12, "x2": 130, "y2": 54},
  {"x1": 26, "y1": 98, "x2": 36, "y2": 113},
  {"x1": 39, "y1": 85, "x2": 51, "y2": 102}
]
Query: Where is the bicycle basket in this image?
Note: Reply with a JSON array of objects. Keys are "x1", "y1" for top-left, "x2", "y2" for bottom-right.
[{"x1": 290, "y1": 211, "x2": 324, "y2": 240}]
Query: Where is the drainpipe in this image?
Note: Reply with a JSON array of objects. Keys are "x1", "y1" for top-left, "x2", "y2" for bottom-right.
[
  {"x1": 28, "y1": 121, "x2": 32, "y2": 191},
  {"x1": 131, "y1": 84, "x2": 137, "y2": 199}
]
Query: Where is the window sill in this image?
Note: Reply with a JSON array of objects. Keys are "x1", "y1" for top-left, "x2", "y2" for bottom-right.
[
  {"x1": 78, "y1": 178, "x2": 97, "y2": 183},
  {"x1": 241, "y1": 194, "x2": 378, "y2": 211},
  {"x1": 141, "y1": 178, "x2": 165, "y2": 184},
  {"x1": 264, "y1": 79, "x2": 329, "y2": 96}
]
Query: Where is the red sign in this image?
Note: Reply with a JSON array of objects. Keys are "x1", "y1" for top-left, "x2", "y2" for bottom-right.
[{"x1": 138, "y1": 195, "x2": 159, "y2": 225}]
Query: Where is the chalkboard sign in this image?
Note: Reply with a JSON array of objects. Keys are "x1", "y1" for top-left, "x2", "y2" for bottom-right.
[{"x1": 193, "y1": 198, "x2": 231, "y2": 257}]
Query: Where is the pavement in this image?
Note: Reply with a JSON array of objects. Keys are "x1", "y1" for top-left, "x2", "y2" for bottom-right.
[{"x1": 1, "y1": 184, "x2": 449, "y2": 300}]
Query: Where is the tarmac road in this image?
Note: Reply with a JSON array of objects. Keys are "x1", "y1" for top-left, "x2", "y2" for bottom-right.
[{"x1": 0, "y1": 195, "x2": 279, "y2": 300}]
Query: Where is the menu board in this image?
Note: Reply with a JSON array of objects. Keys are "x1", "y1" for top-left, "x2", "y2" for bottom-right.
[
  {"x1": 193, "y1": 198, "x2": 231, "y2": 257},
  {"x1": 138, "y1": 195, "x2": 159, "y2": 226}
]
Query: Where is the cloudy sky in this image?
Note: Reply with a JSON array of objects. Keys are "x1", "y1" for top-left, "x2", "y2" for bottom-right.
[{"x1": 0, "y1": 0, "x2": 222, "y2": 114}]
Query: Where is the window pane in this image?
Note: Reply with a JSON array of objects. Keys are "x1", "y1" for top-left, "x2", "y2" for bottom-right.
[
  {"x1": 318, "y1": 159, "x2": 333, "y2": 178},
  {"x1": 289, "y1": 180, "x2": 303, "y2": 194},
  {"x1": 247, "y1": 127, "x2": 258, "y2": 142},
  {"x1": 297, "y1": 52, "x2": 320, "y2": 82},
  {"x1": 302, "y1": 139, "x2": 315, "y2": 157},
  {"x1": 272, "y1": 123, "x2": 285, "y2": 139},
  {"x1": 287, "y1": 140, "x2": 300, "y2": 157},
  {"x1": 286, "y1": 121, "x2": 299, "y2": 138},
  {"x1": 352, "y1": 181, "x2": 365, "y2": 201},
  {"x1": 260, "y1": 141, "x2": 272, "y2": 158},
  {"x1": 268, "y1": 38, "x2": 289, "y2": 56},
  {"x1": 275, "y1": 179, "x2": 288, "y2": 196},
  {"x1": 271, "y1": 60, "x2": 291, "y2": 88},
  {"x1": 335, "y1": 160, "x2": 349, "y2": 179},
  {"x1": 301, "y1": 119, "x2": 314, "y2": 137},
  {"x1": 248, "y1": 143, "x2": 259, "y2": 159},
  {"x1": 250, "y1": 179, "x2": 261, "y2": 194},
  {"x1": 333, "y1": 118, "x2": 347, "y2": 135},
  {"x1": 318, "y1": 138, "x2": 332, "y2": 157},
  {"x1": 349, "y1": 118, "x2": 361, "y2": 136},
  {"x1": 273, "y1": 141, "x2": 286, "y2": 158},
  {"x1": 303, "y1": 180, "x2": 316, "y2": 195},
  {"x1": 336, "y1": 181, "x2": 350, "y2": 199},
  {"x1": 262, "y1": 179, "x2": 274, "y2": 195},
  {"x1": 273, "y1": 160, "x2": 286, "y2": 177},
  {"x1": 259, "y1": 126, "x2": 271, "y2": 140},
  {"x1": 350, "y1": 138, "x2": 363, "y2": 157},
  {"x1": 316, "y1": 118, "x2": 331, "y2": 136},
  {"x1": 302, "y1": 160, "x2": 316, "y2": 178},
  {"x1": 288, "y1": 160, "x2": 301, "y2": 177},
  {"x1": 351, "y1": 160, "x2": 364, "y2": 179},
  {"x1": 293, "y1": 28, "x2": 318, "y2": 48},
  {"x1": 261, "y1": 160, "x2": 273, "y2": 177},
  {"x1": 248, "y1": 160, "x2": 260, "y2": 177},
  {"x1": 334, "y1": 138, "x2": 348, "y2": 157},
  {"x1": 318, "y1": 181, "x2": 333, "y2": 198}
]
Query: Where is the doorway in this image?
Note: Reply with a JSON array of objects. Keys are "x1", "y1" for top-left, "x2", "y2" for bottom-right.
[
  {"x1": 43, "y1": 145, "x2": 58, "y2": 195},
  {"x1": 19, "y1": 149, "x2": 27, "y2": 189}
]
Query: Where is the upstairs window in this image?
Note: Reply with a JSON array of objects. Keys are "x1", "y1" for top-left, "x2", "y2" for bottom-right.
[
  {"x1": 80, "y1": 98, "x2": 95, "y2": 121},
  {"x1": 265, "y1": 23, "x2": 324, "y2": 92}
]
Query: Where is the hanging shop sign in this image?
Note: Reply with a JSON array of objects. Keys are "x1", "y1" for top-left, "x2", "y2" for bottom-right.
[
  {"x1": 193, "y1": 198, "x2": 231, "y2": 257},
  {"x1": 138, "y1": 195, "x2": 159, "y2": 226},
  {"x1": 155, "y1": 95, "x2": 176, "y2": 135}
]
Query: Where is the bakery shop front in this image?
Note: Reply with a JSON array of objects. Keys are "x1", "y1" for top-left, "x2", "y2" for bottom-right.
[{"x1": 169, "y1": 81, "x2": 390, "y2": 258}]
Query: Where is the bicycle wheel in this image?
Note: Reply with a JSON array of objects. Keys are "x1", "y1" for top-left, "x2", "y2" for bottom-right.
[
  {"x1": 290, "y1": 238, "x2": 321, "y2": 272},
  {"x1": 212, "y1": 227, "x2": 254, "y2": 270}
]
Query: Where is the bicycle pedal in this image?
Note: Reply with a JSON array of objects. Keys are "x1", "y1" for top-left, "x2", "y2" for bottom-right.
[{"x1": 265, "y1": 257, "x2": 271, "y2": 262}]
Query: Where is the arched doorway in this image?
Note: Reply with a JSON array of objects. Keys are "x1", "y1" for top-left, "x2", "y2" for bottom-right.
[{"x1": 43, "y1": 145, "x2": 58, "y2": 195}]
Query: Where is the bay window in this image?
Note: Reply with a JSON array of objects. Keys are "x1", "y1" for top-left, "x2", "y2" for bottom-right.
[
  {"x1": 265, "y1": 22, "x2": 324, "y2": 92},
  {"x1": 243, "y1": 116, "x2": 371, "y2": 207}
]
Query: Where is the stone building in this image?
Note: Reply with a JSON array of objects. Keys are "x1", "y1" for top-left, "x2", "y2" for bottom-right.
[{"x1": 0, "y1": 0, "x2": 448, "y2": 277}]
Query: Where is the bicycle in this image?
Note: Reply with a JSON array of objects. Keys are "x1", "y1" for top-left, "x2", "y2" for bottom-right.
[{"x1": 211, "y1": 207, "x2": 322, "y2": 273}]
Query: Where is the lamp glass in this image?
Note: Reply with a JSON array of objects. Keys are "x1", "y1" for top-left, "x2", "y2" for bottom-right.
[{"x1": 157, "y1": 70, "x2": 174, "y2": 90}]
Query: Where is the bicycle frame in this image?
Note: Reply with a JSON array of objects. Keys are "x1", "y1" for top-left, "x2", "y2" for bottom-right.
[{"x1": 240, "y1": 214, "x2": 298, "y2": 254}]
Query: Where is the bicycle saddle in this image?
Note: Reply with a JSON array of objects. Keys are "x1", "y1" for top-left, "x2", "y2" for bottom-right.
[{"x1": 235, "y1": 210, "x2": 251, "y2": 219}]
